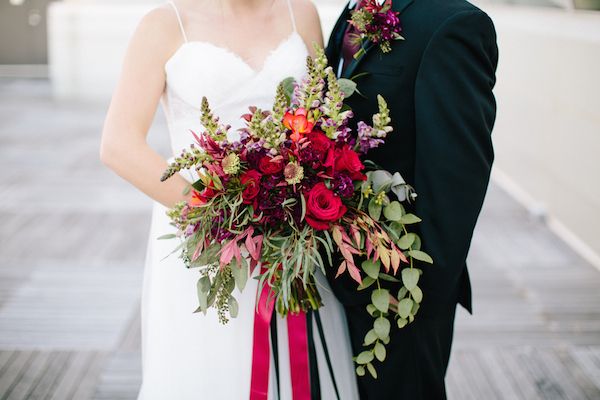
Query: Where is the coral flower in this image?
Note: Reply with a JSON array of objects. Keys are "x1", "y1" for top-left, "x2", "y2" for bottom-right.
[{"x1": 283, "y1": 108, "x2": 314, "y2": 142}]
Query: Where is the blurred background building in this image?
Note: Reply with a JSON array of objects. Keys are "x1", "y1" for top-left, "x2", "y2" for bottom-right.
[{"x1": 1, "y1": 0, "x2": 599, "y2": 398}]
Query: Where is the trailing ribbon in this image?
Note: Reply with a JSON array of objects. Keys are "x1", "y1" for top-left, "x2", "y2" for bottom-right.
[
  {"x1": 249, "y1": 280, "x2": 311, "y2": 400},
  {"x1": 250, "y1": 281, "x2": 276, "y2": 399}
]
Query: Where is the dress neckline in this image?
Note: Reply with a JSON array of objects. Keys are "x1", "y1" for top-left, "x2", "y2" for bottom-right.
[{"x1": 165, "y1": 31, "x2": 307, "y2": 76}]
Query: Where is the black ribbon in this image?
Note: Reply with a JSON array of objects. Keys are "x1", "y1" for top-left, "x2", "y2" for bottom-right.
[{"x1": 269, "y1": 310, "x2": 341, "y2": 400}]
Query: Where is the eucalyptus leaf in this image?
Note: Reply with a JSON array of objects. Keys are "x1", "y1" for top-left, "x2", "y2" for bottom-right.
[
  {"x1": 338, "y1": 78, "x2": 358, "y2": 98},
  {"x1": 378, "y1": 273, "x2": 400, "y2": 283},
  {"x1": 401, "y1": 268, "x2": 420, "y2": 290},
  {"x1": 397, "y1": 318, "x2": 408, "y2": 328},
  {"x1": 374, "y1": 316, "x2": 391, "y2": 339},
  {"x1": 398, "y1": 298, "x2": 413, "y2": 319},
  {"x1": 366, "y1": 304, "x2": 378, "y2": 316},
  {"x1": 383, "y1": 202, "x2": 404, "y2": 222},
  {"x1": 228, "y1": 297, "x2": 239, "y2": 318},
  {"x1": 410, "y1": 286, "x2": 423, "y2": 303},
  {"x1": 399, "y1": 213, "x2": 422, "y2": 224},
  {"x1": 358, "y1": 276, "x2": 376, "y2": 291},
  {"x1": 196, "y1": 278, "x2": 209, "y2": 311},
  {"x1": 231, "y1": 260, "x2": 249, "y2": 292},
  {"x1": 411, "y1": 302, "x2": 420, "y2": 315},
  {"x1": 371, "y1": 289, "x2": 390, "y2": 313},
  {"x1": 362, "y1": 259, "x2": 381, "y2": 280},
  {"x1": 198, "y1": 275, "x2": 211, "y2": 293},
  {"x1": 397, "y1": 233, "x2": 416, "y2": 250},
  {"x1": 364, "y1": 329, "x2": 378, "y2": 346},
  {"x1": 356, "y1": 366, "x2": 366, "y2": 376},
  {"x1": 366, "y1": 362, "x2": 378, "y2": 379},
  {"x1": 157, "y1": 233, "x2": 177, "y2": 240},
  {"x1": 281, "y1": 76, "x2": 296, "y2": 101},
  {"x1": 408, "y1": 250, "x2": 434, "y2": 264},
  {"x1": 374, "y1": 342, "x2": 386, "y2": 362},
  {"x1": 368, "y1": 198, "x2": 382, "y2": 221},
  {"x1": 397, "y1": 286, "x2": 408, "y2": 300},
  {"x1": 356, "y1": 351, "x2": 374, "y2": 365},
  {"x1": 371, "y1": 170, "x2": 393, "y2": 193}
]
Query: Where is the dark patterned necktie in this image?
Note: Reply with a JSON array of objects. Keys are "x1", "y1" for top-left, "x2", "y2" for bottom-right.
[{"x1": 340, "y1": 1, "x2": 363, "y2": 75}]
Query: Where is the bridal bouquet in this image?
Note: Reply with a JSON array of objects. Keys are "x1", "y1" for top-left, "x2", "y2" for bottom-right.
[{"x1": 159, "y1": 47, "x2": 433, "y2": 377}]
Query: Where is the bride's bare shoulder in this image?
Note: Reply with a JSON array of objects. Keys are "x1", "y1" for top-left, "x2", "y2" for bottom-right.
[
  {"x1": 126, "y1": 4, "x2": 184, "y2": 63},
  {"x1": 290, "y1": 0, "x2": 323, "y2": 50}
]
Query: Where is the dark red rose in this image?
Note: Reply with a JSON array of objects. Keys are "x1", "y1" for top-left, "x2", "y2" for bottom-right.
[
  {"x1": 305, "y1": 182, "x2": 347, "y2": 230},
  {"x1": 258, "y1": 156, "x2": 284, "y2": 175},
  {"x1": 334, "y1": 146, "x2": 366, "y2": 181},
  {"x1": 240, "y1": 170, "x2": 262, "y2": 204},
  {"x1": 308, "y1": 130, "x2": 333, "y2": 159}
]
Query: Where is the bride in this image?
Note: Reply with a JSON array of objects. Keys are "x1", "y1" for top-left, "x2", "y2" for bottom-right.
[{"x1": 99, "y1": 0, "x2": 359, "y2": 398}]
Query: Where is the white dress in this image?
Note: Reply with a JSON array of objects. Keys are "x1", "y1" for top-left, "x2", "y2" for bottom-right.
[{"x1": 137, "y1": 2, "x2": 359, "y2": 399}]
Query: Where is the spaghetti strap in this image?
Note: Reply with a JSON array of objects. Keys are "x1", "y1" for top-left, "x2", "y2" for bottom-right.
[
  {"x1": 167, "y1": 1, "x2": 188, "y2": 43},
  {"x1": 285, "y1": 0, "x2": 298, "y2": 33}
]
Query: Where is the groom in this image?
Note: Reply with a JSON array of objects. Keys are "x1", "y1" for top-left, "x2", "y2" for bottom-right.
[{"x1": 325, "y1": 0, "x2": 498, "y2": 398}]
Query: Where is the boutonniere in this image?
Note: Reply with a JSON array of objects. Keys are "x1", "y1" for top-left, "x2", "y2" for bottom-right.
[{"x1": 349, "y1": 0, "x2": 404, "y2": 59}]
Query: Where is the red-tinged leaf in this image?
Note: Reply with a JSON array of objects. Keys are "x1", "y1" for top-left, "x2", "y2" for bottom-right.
[
  {"x1": 332, "y1": 226, "x2": 343, "y2": 247},
  {"x1": 390, "y1": 249, "x2": 400, "y2": 274},
  {"x1": 366, "y1": 238, "x2": 374, "y2": 258},
  {"x1": 245, "y1": 234, "x2": 257, "y2": 259},
  {"x1": 219, "y1": 241, "x2": 235, "y2": 266},
  {"x1": 191, "y1": 240, "x2": 205, "y2": 262},
  {"x1": 340, "y1": 229, "x2": 354, "y2": 245},
  {"x1": 345, "y1": 245, "x2": 361, "y2": 255},
  {"x1": 190, "y1": 130, "x2": 202, "y2": 145},
  {"x1": 233, "y1": 243, "x2": 242, "y2": 265},
  {"x1": 380, "y1": 248, "x2": 390, "y2": 272},
  {"x1": 340, "y1": 246, "x2": 352, "y2": 262},
  {"x1": 250, "y1": 258, "x2": 258, "y2": 274},
  {"x1": 336, "y1": 261, "x2": 347, "y2": 278},
  {"x1": 347, "y1": 260, "x2": 363, "y2": 284},
  {"x1": 254, "y1": 235, "x2": 263, "y2": 258},
  {"x1": 350, "y1": 225, "x2": 361, "y2": 247}
]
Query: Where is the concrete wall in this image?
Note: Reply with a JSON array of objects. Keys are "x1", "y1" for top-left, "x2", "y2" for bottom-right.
[{"x1": 482, "y1": 4, "x2": 600, "y2": 265}]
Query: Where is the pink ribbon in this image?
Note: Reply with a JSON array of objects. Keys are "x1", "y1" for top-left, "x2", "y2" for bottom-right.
[{"x1": 249, "y1": 278, "x2": 311, "y2": 400}]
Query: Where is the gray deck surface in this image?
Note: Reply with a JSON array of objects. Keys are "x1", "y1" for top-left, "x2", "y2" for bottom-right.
[{"x1": 0, "y1": 79, "x2": 599, "y2": 399}]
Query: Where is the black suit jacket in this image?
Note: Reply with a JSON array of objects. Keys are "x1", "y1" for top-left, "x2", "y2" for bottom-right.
[{"x1": 325, "y1": 0, "x2": 499, "y2": 317}]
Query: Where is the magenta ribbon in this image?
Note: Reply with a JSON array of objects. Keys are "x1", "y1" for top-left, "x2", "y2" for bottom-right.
[{"x1": 249, "y1": 280, "x2": 311, "y2": 400}]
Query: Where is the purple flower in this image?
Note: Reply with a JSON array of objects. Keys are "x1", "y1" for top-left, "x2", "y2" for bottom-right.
[{"x1": 332, "y1": 173, "x2": 355, "y2": 198}]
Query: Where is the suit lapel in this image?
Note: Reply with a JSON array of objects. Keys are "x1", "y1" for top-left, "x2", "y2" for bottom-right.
[{"x1": 341, "y1": 0, "x2": 415, "y2": 79}]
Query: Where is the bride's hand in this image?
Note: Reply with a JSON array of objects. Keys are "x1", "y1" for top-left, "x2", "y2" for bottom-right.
[{"x1": 99, "y1": 5, "x2": 191, "y2": 209}]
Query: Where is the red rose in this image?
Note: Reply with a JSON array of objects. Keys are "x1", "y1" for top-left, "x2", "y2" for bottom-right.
[
  {"x1": 240, "y1": 170, "x2": 262, "y2": 204},
  {"x1": 308, "y1": 130, "x2": 333, "y2": 160},
  {"x1": 305, "y1": 182, "x2": 347, "y2": 230},
  {"x1": 334, "y1": 146, "x2": 367, "y2": 181},
  {"x1": 258, "y1": 156, "x2": 284, "y2": 175}
]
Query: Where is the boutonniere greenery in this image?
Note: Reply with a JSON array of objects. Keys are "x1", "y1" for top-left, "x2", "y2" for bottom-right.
[{"x1": 350, "y1": 0, "x2": 404, "y2": 59}]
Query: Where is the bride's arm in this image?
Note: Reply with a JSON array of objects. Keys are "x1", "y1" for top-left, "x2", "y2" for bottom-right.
[
  {"x1": 294, "y1": 0, "x2": 324, "y2": 56},
  {"x1": 100, "y1": 7, "x2": 192, "y2": 209}
]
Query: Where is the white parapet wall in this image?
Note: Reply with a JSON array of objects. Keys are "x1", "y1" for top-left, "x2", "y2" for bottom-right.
[
  {"x1": 47, "y1": 0, "x2": 344, "y2": 102},
  {"x1": 483, "y1": 4, "x2": 600, "y2": 266},
  {"x1": 47, "y1": 0, "x2": 162, "y2": 101}
]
